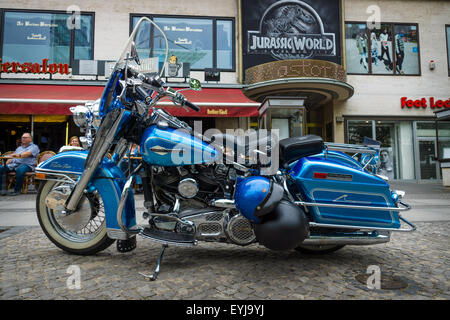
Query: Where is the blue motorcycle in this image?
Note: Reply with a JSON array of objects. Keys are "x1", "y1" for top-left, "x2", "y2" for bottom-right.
[{"x1": 35, "y1": 18, "x2": 415, "y2": 280}]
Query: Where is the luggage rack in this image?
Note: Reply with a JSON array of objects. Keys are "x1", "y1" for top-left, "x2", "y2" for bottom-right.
[
  {"x1": 324, "y1": 142, "x2": 380, "y2": 170},
  {"x1": 324, "y1": 142, "x2": 380, "y2": 155}
]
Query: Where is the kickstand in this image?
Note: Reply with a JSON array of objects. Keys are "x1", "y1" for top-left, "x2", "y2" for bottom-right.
[{"x1": 139, "y1": 244, "x2": 168, "y2": 281}]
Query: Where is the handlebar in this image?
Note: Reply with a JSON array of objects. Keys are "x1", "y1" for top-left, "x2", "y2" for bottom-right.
[
  {"x1": 183, "y1": 100, "x2": 200, "y2": 112},
  {"x1": 127, "y1": 66, "x2": 163, "y2": 88},
  {"x1": 135, "y1": 85, "x2": 152, "y2": 105},
  {"x1": 135, "y1": 86, "x2": 200, "y2": 112},
  {"x1": 128, "y1": 66, "x2": 199, "y2": 112}
]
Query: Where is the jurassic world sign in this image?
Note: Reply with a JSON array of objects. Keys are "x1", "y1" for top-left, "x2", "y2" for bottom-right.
[{"x1": 241, "y1": 0, "x2": 343, "y2": 79}]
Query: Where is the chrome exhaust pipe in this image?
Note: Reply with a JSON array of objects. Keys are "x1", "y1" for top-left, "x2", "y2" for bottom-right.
[
  {"x1": 210, "y1": 199, "x2": 236, "y2": 208},
  {"x1": 302, "y1": 232, "x2": 390, "y2": 246}
]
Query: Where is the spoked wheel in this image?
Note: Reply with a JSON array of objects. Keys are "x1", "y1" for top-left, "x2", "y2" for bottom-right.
[
  {"x1": 36, "y1": 180, "x2": 115, "y2": 255},
  {"x1": 295, "y1": 244, "x2": 345, "y2": 254}
]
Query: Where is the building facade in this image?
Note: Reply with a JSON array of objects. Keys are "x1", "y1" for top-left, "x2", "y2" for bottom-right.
[{"x1": 0, "y1": 0, "x2": 449, "y2": 181}]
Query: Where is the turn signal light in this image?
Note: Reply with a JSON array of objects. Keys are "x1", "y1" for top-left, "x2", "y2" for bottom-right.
[{"x1": 35, "y1": 172, "x2": 46, "y2": 180}]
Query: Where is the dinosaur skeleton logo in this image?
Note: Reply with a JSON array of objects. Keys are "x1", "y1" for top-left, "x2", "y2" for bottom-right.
[{"x1": 247, "y1": 0, "x2": 336, "y2": 60}]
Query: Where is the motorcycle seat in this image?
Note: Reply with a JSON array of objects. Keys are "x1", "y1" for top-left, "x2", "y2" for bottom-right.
[{"x1": 279, "y1": 135, "x2": 324, "y2": 167}]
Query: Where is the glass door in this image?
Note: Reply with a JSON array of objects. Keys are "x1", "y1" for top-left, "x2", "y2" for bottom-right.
[
  {"x1": 418, "y1": 139, "x2": 438, "y2": 179},
  {"x1": 416, "y1": 122, "x2": 445, "y2": 180}
]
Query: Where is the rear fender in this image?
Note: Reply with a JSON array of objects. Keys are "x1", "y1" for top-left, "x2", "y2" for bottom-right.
[{"x1": 36, "y1": 150, "x2": 136, "y2": 240}]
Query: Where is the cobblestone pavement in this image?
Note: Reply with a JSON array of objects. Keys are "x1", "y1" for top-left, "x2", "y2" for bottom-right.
[{"x1": 0, "y1": 222, "x2": 449, "y2": 300}]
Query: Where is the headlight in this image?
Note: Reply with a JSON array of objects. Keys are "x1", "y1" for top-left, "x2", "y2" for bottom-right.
[{"x1": 70, "y1": 105, "x2": 89, "y2": 129}]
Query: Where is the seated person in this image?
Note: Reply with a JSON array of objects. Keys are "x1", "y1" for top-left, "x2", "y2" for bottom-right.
[
  {"x1": 58, "y1": 136, "x2": 84, "y2": 153},
  {"x1": 0, "y1": 133, "x2": 40, "y2": 196},
  {"x1": 69, "y1": 136, "x2": 81, "y2": 147}
]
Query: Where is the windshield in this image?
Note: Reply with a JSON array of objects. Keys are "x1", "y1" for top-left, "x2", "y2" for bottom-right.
[
  {"x1": 115, "y1": 17, "x2": 168, "y2": 76},
  {"x1": 99, "y1": 17, "x2": 168, "y2": 115}
]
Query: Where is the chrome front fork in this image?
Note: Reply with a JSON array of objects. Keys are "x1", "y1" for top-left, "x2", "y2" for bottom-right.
[{"x1": 64, "y1": 109, "x2": 126, "y2": 212}]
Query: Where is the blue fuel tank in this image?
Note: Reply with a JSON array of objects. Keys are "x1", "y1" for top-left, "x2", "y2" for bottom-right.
[{"x1": 141, "y1": 125, "x2": 220, "y2": 166}]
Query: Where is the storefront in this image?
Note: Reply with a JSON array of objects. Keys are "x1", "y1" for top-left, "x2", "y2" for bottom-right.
[
  {"x1": 0, "y1": 5, "x2": 257, "y2": 154},
  {"x1": 0, "y1": 83, "x2": 259, "y2": 153},
  {"x1": 237, "y1": 0, "x2": 450, "y2": 182},
  {"x1": 239, "y1": 0, "x2": 353, "y2": 142},
  {"x1": 345, "y1": 117, "x2": 450, "y2": 180},
  {"x1": 336, "y1": 0, "x2": 450, "y2": 182},
  {"x1": 1, "y1": 0, "x2": 449, "y2": 182},
  {"x1": 0, "y1": 83, "x2": 102, "y2": 152}
]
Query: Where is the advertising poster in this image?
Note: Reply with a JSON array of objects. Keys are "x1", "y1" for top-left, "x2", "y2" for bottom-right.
[
  {"x1": 241, "y1": 0, "x2": 343, "y2": 77},
  {"x1": 345, "y1": 23, "x2": 420, "y2": 75}
]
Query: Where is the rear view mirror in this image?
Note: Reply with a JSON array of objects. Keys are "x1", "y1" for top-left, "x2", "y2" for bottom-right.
[{"x1": 189, "y1": 78, "x2": 201, "y2": 91}]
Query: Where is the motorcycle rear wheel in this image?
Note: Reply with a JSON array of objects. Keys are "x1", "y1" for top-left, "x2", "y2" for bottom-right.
[
  {"x1": 295, "y1": 244, "x2": 345, "y2": 254},
  {"x1": 36, "y1": 180, "x2": 115, "y2": 255}
]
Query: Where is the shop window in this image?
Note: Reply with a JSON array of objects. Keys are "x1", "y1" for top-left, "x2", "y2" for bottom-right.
[
  {"x1": 347, "y1": 120, "x2": 373, "y2": 144},
  {"x1": 1, "y1": 10, "x2": 94, "y2": 65},
  {"x1": 73, "y1": 14, "x2": 94, "y2": 60},
  {"x1": 216, "y1": 20, "x2": 233, "y2": 70},
  {"x1": 346, "y1": 119, "x2": 416, "y2": 180},
  {"x1": 345, "y1": 23, "x2": 370, "y2": 74},
  {"x1": 131, "y1": 15, "x2": 235, "y2": 71},
  {"x1": 345, "y1": 22, "x2": 420, "y2": 75}
]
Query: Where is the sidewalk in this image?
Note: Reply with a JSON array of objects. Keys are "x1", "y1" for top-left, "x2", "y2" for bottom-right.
[
  {"x1": 389, "y1": 181, "x2": 450, "y2": 222},
  {"x1": 0, "y1": 193, "x2": 147, "y2": 227},
  {"x1": 0, "y1": 182, "x2": 449, "y2": 227}
]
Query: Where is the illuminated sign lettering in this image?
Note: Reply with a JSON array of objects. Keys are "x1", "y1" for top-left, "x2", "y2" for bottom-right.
[
  {"x1": 0, "y1": 58, "x2": 69, "y2": 75},
  {"x1": 401, "y1": 97, "x2": 450, "y2": 109}
]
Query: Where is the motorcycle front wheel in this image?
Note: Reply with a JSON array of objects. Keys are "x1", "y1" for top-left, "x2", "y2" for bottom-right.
[{"x1": 36, "y1": 180, "x2": 115, "y2": 255}]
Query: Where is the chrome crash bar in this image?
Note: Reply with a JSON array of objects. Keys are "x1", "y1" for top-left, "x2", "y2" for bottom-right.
[
  {"x1": 308, "y1": 217, "x2": 416, "y2": 233},
  {"x1": 294, "y1": 200, "x2": 411, "y2": 212},
  {"x1": 296, "y1": 200, "x2": 415, "y2": 232},
  {"x1": 211, "y1": 198, "x2": 415, "y2": 232}
]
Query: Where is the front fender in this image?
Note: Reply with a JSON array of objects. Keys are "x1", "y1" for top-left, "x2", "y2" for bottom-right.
[{"x1": 37, "y1": 151, "x2": 136, "y2": 240}]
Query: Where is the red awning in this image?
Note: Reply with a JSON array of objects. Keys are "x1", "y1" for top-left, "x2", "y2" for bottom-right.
[
  {"x1": 0, "y1": 84, "x2": 259, "y2": 117},
  {"x1": 0, "y1": 84, "x2": 104, "y2": 115}
]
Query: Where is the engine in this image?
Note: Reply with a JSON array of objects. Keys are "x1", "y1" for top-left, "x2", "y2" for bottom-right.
[
  {"x1": 150, "y1": 164, "x2": 257, "y2": 245},
  {"x1": 152, "y1": 163, "x2": 233, "y2": 209}
]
